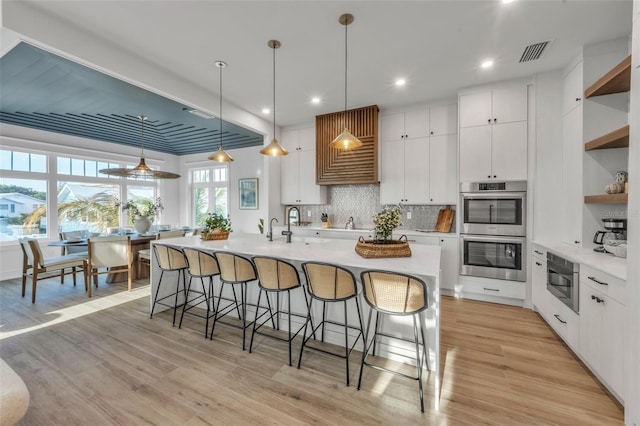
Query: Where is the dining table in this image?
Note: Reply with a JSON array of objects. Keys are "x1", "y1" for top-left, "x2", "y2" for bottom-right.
[
  {"x1": 49, "y1": 233, "x2": 157, "y2": 281},
  {"x1": 150, "y1": 232, "x2": 442, "y2": 407}
]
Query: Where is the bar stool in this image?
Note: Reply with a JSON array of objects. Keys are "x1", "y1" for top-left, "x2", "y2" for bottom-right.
[
  {"x1": 250, "y1": 256, "x2": 310, "y2": 366},
  {"x1": 179, "y1": 248, "x2": 220, "y2": 338},
  {"x1": 211, "y1": 252, "x2": 269, "y2": 350},
  {"x1": 357, "y1": 270, "x2": 430, "y2": 412},
  {"x1": 150, "y1": 243, "x2": 188, "y2": 326},
  {"x1": 298, "y1": 261, "x2": 364, "y2": 386}
]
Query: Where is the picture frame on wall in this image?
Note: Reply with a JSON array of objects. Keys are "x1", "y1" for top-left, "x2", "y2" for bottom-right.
[{"x1": 239, "y1": 178, "x2": 258, "y2": 209}]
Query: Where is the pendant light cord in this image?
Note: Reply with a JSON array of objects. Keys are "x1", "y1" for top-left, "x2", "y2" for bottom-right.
[
  {"x1": 273, "y1": 44, "x2": 276, "y2": 139},
  {"x1": 219, "y1": 64, "x2": 223, "y2": 149},
  {"x1": 344, "y1": 20, "x2": 348, "y2": 114}
]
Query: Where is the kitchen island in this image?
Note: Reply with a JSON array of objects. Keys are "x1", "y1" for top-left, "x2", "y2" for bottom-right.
[{"x1": 150, "y1": 233, "x2": 442, "y2": 402}]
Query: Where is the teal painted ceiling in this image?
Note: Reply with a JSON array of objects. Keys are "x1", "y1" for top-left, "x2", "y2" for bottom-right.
[{"x1": 0, "y1": 42, "x2": 263, "y2": 156}]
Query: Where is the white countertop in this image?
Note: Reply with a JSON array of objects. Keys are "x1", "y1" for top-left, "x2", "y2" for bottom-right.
[
  {"x1": 532, "y1": 240, "x2": 627, "y2": 281},
  {"x1": 161, "y1": 233, "x2": 442, "y2": 279},
  {"x1": 274, "y1": 225, "x2": 456, "y2": 238}
]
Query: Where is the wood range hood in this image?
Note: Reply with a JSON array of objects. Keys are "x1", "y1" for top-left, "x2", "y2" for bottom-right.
[{"x1": 315, "y1": 105, "x2": 379, "y2": 185}]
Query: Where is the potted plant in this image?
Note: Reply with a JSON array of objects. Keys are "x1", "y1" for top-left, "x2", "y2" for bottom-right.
[
  {"x1": 117, "y1": 197, "x2": 163, "y2": 234},
  {"x1": 201, "y1": 212, "x2": 232, "y2": 240},
  {"x1": 355, "y1": 206, "x2": 410, "y2": 258},
  {"x1": 373, "y1": 206, "x2": 402, "y2": 243}
]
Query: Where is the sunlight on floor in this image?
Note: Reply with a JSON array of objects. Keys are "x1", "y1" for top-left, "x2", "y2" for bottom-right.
[{"x1": 0, "y1": 286, "x2": 150, "y2": 340}]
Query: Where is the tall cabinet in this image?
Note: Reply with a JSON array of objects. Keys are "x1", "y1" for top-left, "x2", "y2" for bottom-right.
[
  {"x1": 379, "y1": 103, "x2": 457, "y2": 205},
  {"x1": 458, "y1": 82, "x2": 528, "y2": 182},
  {"x1": 280, "y1": 127, "x2": 327, "y2": 205}
]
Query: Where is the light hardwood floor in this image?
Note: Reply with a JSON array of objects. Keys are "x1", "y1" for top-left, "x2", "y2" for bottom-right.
[{"x1": 0, "y1": 276, "x2": 623, "y2": 425}]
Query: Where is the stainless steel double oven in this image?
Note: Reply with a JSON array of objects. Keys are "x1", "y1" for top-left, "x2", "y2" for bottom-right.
[{"x1": 459, "y1": 181, "x2": 527, "y2": 282}]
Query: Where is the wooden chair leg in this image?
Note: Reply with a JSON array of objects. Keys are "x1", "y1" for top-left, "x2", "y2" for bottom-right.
[{"x1": 31, "y1": 271, "x2": 38, "y2": 304}]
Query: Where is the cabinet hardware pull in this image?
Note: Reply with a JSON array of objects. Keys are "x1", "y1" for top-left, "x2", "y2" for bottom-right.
[
  {"x1": 588, "y1": 276, "x2": 608, "y2": 286},
  {"x1": 483, "y1": 287, "x2": 500, "y2": 292},
  {"x1": 534, "y1": 250, "x2": 543, "y2": 255},
  {"x1": 554, "y1": 314, "x2": 567, "y2": 324},
  {"x1": 535, "y1": 262, "x2": 542, "y2": 266}
]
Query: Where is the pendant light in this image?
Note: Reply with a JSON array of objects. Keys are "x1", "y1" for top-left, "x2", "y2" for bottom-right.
[
  {"x1": 260, "y1": 40, "x2": 288, "y2": 156},
  {"x1": 208, "y1": 60, "x2": 234, "y2": 162},
  {"x1": 99, "y1": 115, "x2": 181, "y2": 179},
  {"x1": 330, "y1": 13, "x2": 362, "y2": 150}
]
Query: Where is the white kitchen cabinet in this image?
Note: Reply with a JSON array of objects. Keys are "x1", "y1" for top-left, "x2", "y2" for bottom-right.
[
  {"x1": 428, "y1": 134, "x2": 458, "y2": 204},
  {"x1": 280, "y1": 127, "x2": 327, "y2": 205},
  {"x1": 459, "y1": 85, "x2": 527, "y2": 128},
  {"x1": 380, "y1": 106, "x2": 430, "y2": 141},
  {"x1": 380, "y1": 104, "x2": 457, "y2": 205},
  {"x1": 380, "y1": 137, "x2": 430, "y2": 204},
  {"x1": 459, "y1": 121, "x2": 527, "y2": 182},
  {"x1": 561, "y1": 105, "x2": 583, "y2": 247},
  {"x1": 429, "y1": 104, "x2": 457, "y2": 136},
  {"x1": 562, "y1": 60, "x2": 584, "y2": 115},
  {"x1": 458, "y1": 83, "x2": 528, "y2": 182},
  {"x1": 579, "y1": 275, "x2": 625, "y2": 399},
  {"x1": 531, "y1": 245, "x2": 548, "y2": 315},
  {"x1": 438, "y1": 236, "x2": 459, "y2": 291}
]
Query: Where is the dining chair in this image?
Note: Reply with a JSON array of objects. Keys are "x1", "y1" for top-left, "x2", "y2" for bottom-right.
[
  {"x1": 19, "y1": 237, "x2": 86, "y2": 303},
  {"x1": 84, "y1": 235, "x2": 133, "y2": 297},
  {"x1": 357, "y1": 270, "x2": 430, "y2": 412},
  {"x1": 58, "y1": 230, "x2": 89, "y2": 284},
  {"x1": 137, "y1": 230, "x2": 186, "y2": 277},
  {"x1": 250, "y1": 256, "x2": 310, "y2": 366},
  {"x1": 298, "y1": 261, "x2": 364, "y2": 386}
]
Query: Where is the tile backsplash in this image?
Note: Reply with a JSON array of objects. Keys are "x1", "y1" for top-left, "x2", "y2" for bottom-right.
[{"x1": 296, "y1": 184, "x2": 455, "y2": 232}]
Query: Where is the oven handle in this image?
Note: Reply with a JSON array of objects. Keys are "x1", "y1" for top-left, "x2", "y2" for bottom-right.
[
  {"x1": 460, "y1": 234, "x2": 526, "y2": 244},
  {"x1": 460, "y1": 192, "x2": 526, "y2": 200}
]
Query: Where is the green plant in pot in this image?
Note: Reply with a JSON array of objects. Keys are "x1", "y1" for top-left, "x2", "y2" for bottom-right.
[
  {"x1": 373, "y1": 206, "x2": 402, "y2": 243},
  {"x1": 202, "y1": 212, "x2": 232, "y2": 240}
]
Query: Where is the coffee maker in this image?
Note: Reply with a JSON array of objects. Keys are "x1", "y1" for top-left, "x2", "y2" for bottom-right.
[{"x1": 593, "y1": 218, "x2": 627, "y2": 252}]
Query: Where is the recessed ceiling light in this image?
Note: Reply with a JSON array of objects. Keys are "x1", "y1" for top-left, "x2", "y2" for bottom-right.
[
  {"x1": 481, "y1": 60, "x2": 494, "y2": 69},
  {"x1": 311, "y1": 97, "x2": 321, "y2": 104},
  {"x1": 395, "y1": 79, "x2": 407, "y2": 87},
  {"x1": 262, "y1": 108, "x2": 270, "y2": 114}
]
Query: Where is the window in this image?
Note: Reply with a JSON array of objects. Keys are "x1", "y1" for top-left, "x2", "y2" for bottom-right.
[
  {"x1": 57, "y1": 181, "x2": 120, "y2": 233},
  {"x1": 191, "y1": 165, "x2": 228, "y2": 227},
  {"x1": 0, "y1": 148, "x2": 158, "y2": 242},
  {"x1": 0, "y1": 177, "x2": 47, "y2": 241}
]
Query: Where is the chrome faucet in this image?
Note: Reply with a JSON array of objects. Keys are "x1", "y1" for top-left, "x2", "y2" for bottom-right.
[
  {"x1": 282, "y1": 206, "x2": 300, "y2": 243},
  {"x1": 267, "y1": 217, "x2": 278, "y2": 242}
]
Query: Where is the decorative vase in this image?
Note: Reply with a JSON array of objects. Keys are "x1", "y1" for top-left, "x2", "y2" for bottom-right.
[{"x1": 134, "y1": 216, "x2": 152, "y2": 234}]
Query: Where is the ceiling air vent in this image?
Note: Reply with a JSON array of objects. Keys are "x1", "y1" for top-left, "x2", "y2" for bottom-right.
[{"x1": 519, "y1": 41, "x2": 550, "y2": 63}]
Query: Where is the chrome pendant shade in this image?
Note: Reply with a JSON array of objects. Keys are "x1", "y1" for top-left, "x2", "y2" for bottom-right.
[
  {"x1": 99, "y1": 115, "x2": 181, "y2": 179},
  {"x1": 329, "y1": 13, "x2": 362, "y2": 150},
  {"x1": 209, "y1": 60, "x2": 234, "y2": 162},
  {"x1": 260, "y1": 39, "x2": 288, "y2": 157}
]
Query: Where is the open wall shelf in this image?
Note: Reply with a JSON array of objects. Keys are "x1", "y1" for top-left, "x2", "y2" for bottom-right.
[
  {"x1": 584, "y1": 55, "x2": 631, "y2": 98},
  {"x1": 584, "y1": 125, "x2": 630, "y2": 151},
  {"x1": 584, "y1": 193, "x2": 628, "y2": 204}
]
